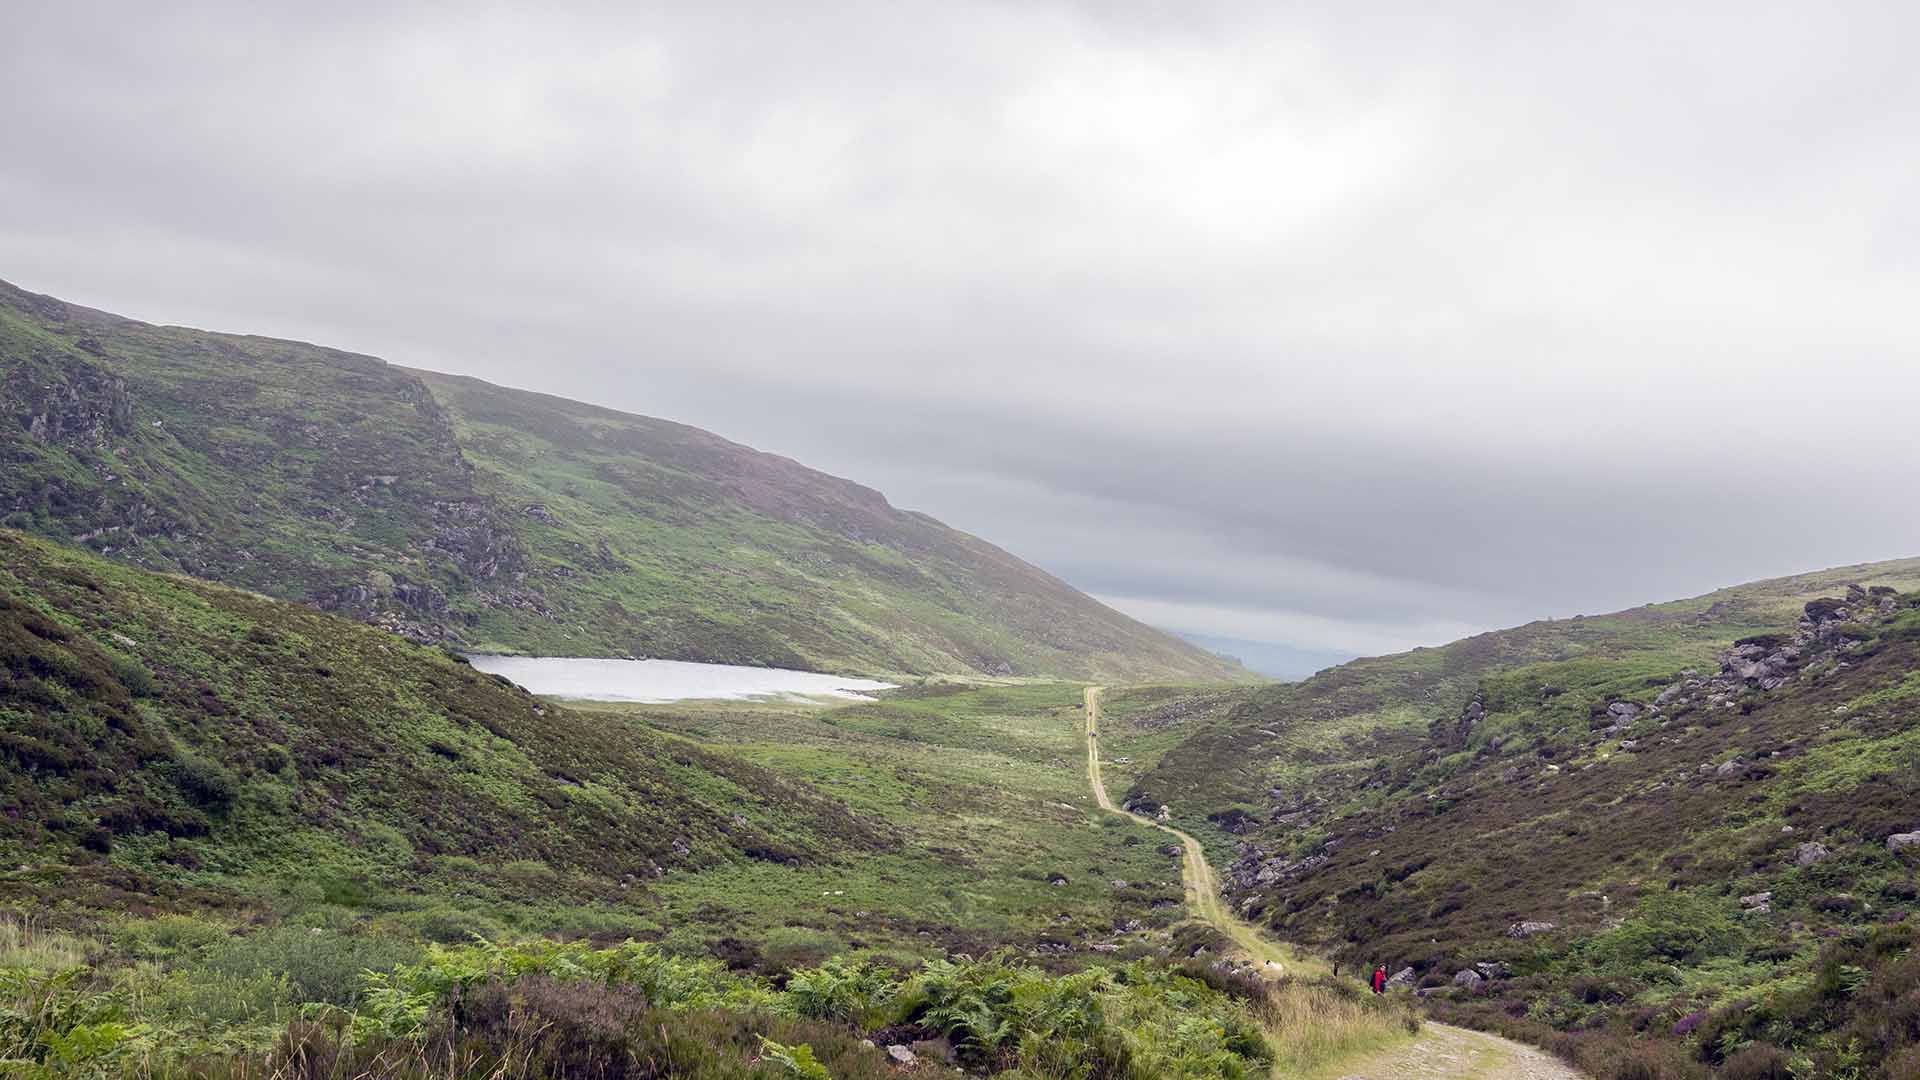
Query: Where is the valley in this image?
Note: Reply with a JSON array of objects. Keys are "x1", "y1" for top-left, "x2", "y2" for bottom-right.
[{"x1": 3, "y1": 284, "x2": 1918, "y2": 1078}]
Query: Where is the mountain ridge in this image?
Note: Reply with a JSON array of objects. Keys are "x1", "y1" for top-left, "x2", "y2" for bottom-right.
[{"x1": 0, "y1": 277, "x2": 1243, "y2": 682}]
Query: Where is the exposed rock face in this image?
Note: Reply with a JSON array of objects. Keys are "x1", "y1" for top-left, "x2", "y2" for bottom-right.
[
  {"x1": 13, "y1": 361, "x2": 135, "y2": 447},
  {"x1": 430, "y1": 499, "x2": 525, "y2": 580}
]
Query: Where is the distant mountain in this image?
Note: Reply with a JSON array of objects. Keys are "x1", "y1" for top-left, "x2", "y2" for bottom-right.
[
  {"x1": 1173, "y1": 631, "x2": 1351, "y2": 681},
  {"x1": 1112, "y1": 557, "x2": 1920, "y2": 1076},
  {"x1": 0, "y1": 278, "x2": 1243, "y2": 681}
]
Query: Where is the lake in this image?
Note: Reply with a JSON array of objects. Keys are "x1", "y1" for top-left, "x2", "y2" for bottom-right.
[{"x1": 463, "y1": 655, "x2": 896, "y2": 704}]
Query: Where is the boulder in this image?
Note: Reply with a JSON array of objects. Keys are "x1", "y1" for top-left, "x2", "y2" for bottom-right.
[
  {"x1": 1887, "y1": 832, "x2": 1920, "y2": 854},
  {"x1": 1739, "y1": 891, "x2": 1773, "y2": 908},
  {"x1": 1385, "y1": 966, "x2": 1416, "y2": 991},
  {"x1": 1715, "y1": 759, "x2": 1747, "y2": 779},
  {"x1": 1474, "y1": 961, "x2": 1513, "y2": 979},
  {"x1": 885, "y1": 1045, "x2": 917, "y2": 1066},
  {"x1": 909, "y1": 1036, "x2": 956, "y2": 1064},
  {"x1": 1452, "y1": 969, "x2": 1485, "y2": 991},
  {"x1": 1507, "y1": 920, "x2": 1557, "y2": 938},
  {"x1": 1792, "y1": 842, "x2": 1831, "y2": 867}
]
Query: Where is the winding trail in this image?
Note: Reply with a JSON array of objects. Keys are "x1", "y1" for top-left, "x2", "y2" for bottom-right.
[
  {"x1": 1081, "y1": 686, "x2": 1314, "y2": 975},
  {"x1": 1081, "y1": 686, "x2": 1582, "y2": 1080}
]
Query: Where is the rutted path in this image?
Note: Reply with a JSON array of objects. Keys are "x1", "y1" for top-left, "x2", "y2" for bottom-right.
[{"x1": 1081, "y1": 687, "x2": 1582, "y2": 1080}]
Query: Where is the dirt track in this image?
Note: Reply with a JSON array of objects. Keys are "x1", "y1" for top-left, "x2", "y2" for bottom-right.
[{"x1": 1081, "y1": 687, "x2": 1582, "y2": 1080}]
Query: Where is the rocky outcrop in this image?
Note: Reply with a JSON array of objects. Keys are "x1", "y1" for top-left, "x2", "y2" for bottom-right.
[
  {"x1": 430, "y1": 499, "x2": 525, "y2": 580},
  {"x1": 1632, "y1": 594, "x2": 1891, "y2": 731},
  {"x1": 12, "y1": 360, "x2": 135, "y2": 448},
  {"x1": 1227, "y1": 845, "x2": 1329, "y2": 890},
  {"x1": 1437, "y1": 694, "x2": 1484, "y2": 747},
  {"x1": 1792, "y1": 842, "x2": 1830, "y2": 867}
]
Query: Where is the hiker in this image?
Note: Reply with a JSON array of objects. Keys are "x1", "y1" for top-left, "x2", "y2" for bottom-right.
[{"x1": 1371, "y1": 965, "x2": 1387, "y2": 994}]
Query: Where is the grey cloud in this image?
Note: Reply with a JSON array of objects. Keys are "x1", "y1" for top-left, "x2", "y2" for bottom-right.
[{"x1": 5, "y1": 1, "x2": 1918, "y2": 668}]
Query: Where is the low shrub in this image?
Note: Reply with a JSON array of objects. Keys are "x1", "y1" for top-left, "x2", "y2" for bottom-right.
[{"x1": 205, "y1": 926, "x2": 421, "y2": 1007}]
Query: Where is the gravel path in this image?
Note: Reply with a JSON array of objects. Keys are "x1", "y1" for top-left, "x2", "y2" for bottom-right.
[
  {"x1": 1326, "y1": 1022, "x2": 1584, "y2": 1080},
  {"x1": 1082, "y1": 687, "x2": 1588, "y2": 1079}
]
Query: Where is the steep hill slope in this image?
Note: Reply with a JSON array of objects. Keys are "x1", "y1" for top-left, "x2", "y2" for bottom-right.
[
  {"x1": 1123, "y1": 557, "x2": 1920, "y2": 844},
  {"x1": 0, "y1": 278, "x2": 1241, "y2": 681},
  {"x1": 0, "y1": 528, "x2": 889, "y2": 914},
  {"x1": 1113, "y1": 560, "x2": 1920, "y2": 1078}
]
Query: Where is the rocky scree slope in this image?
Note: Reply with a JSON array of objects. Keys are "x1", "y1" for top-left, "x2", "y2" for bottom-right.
[
  {"x1": 1124, "y1": 565, "x2": 1920, "y2": 1078},
  {"x1": 0, "y1": 278, "x2": 1241, "y2": 681},
  {"x1": 0, "y1": 528, "x2": 892, "y2": 914}
]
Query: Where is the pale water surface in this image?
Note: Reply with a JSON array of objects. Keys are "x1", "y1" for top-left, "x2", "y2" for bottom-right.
[{"x1": 464, "y1": 655, "x2": 895, "y2": 704}]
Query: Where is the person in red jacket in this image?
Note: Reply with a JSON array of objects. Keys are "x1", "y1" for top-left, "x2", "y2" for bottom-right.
[{"x1": 1371, "y1": 965, "x2": 1387, "y2": 994}]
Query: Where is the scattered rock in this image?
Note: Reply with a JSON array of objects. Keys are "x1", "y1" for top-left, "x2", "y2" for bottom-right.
[
  {"x1": 1047, "y1": 873, "x2": 1070, "y2": 887},
  {"x1": 1508, "y1": 920, "x2": 1557, "y2": 938},
  {"x1": 885, "y1": 1045, "x2": 917, "y2": 1066},
  {"x1": 1792, "y1": 842, "x2": 1830, "y2": 867},
  {"x1": 1385, "y1": 966, "x2": 1416, "y2": 990},
  {"x1": 1887, "y1": 832, "x2": 1920, "y2": 854},
  {"x1": 1453, "y1": 969, "x2": 1485, "y2": 990}
]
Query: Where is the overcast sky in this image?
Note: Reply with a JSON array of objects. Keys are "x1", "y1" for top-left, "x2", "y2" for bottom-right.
[{"x1": 6, "y1": 2, "x2": 1918, "y2": 672}]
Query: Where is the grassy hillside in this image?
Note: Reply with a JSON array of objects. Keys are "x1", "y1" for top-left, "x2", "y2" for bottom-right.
[
  {"x1": 0, "y1": 530, "x2": 1404, "y2": 1078},
  {"x1": 0, "y1": 278, "x2": 1242, "y2": 681},
  {"x1": 1118, "y1": 559, "x2": 1920, "y2": 1078},
  {"x1": 0, "y1": 528, "x2": 890, "y2": 921}
]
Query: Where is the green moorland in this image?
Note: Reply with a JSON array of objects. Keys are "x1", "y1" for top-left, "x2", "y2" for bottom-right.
[
  {"x1": 0, "y1": 528, "x2": 1408, "y2": 1077},
  {"x1": 0, "y1": 277, "x2": 1243, "y2": 682},
  {"x1": 1117, "y1": 559, "x2": 1920, "y2": 1079}
]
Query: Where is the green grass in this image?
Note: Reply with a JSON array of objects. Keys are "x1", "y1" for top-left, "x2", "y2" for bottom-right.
[
  {"x1": 1123, "y1": 568, "x2": 1920, "y2": 1078},
  {"x1": 7, "y1": 931, "x2": 1402, "y2": 1078},
  {"x1": 0, "y1": 277, "x2": 1245, "y2": 683},
  {"x1": 610, "y1": 684, "x2": 1186, "y2": 960}
]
